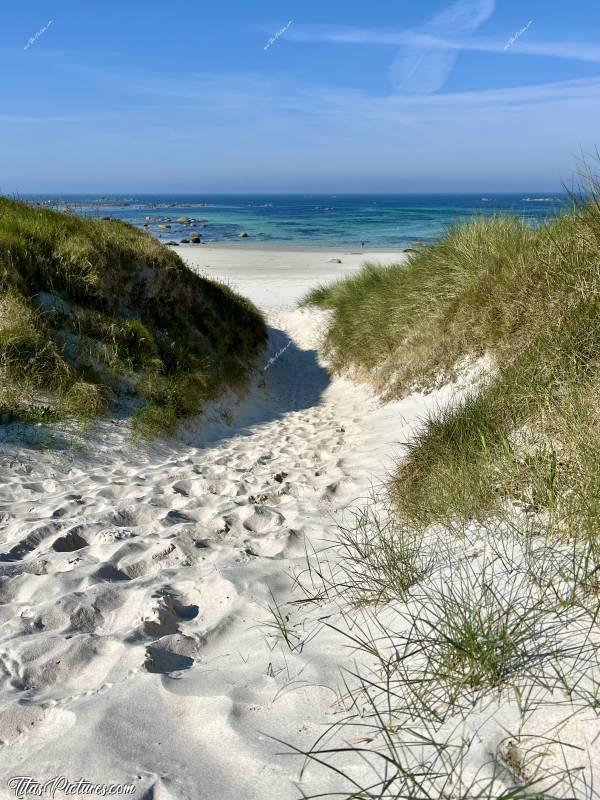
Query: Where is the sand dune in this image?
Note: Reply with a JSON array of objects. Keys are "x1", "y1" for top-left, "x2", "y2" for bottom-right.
[{"x1": 0, "y1": 247, "x2": 473, "y2": 799}]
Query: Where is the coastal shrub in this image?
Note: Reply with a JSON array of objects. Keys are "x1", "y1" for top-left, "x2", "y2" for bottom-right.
[{"x1": 0, "y1": 197, "x2": 267, "y2": 433}]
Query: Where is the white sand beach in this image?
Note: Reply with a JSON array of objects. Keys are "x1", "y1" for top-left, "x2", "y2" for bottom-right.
[
  {"x1": 0, "y1": 246, "x2": 420, "y2": 799},
  {"x1": 0, "y1": 246, "x2": 595, "y2": 799},
  {"x1": 0, "y1": 247, "x2": 422, "y2": 800}
]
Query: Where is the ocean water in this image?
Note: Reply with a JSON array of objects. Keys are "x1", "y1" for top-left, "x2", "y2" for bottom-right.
[{"x1": 26, "y1": 194, "x2": 567, "y2": 248}]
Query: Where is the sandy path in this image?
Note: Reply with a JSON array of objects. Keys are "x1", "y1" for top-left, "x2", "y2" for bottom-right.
[{"x1": 0, "y1": 248, "x2": 431, "y2": 799}]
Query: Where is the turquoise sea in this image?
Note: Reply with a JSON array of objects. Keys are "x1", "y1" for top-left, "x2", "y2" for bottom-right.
[{"x1": 25, "y1": 194, "x2": 567, "y2": 249}]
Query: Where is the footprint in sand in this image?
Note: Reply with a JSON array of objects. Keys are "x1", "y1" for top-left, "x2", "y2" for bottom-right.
[
  {"x1": 243, "y1": 506, "x2": 285, "y2": 534},
  {"x1": 162, "y1": 509, "x2": 197, "y2": 527},
  {"x1": 141, "y1": 586, "x2": 204, "y2": 674},
  {"x1": 0, "y1": 522, "x2": 61, "y2": 563},
  {"x1": 221, "y1": 505, "x2": 285, "y2": 536},
  {"x1": 171, "y1": 480, "x2": 191, "y2": 497},
  {"x1": 108, "y1": 506, "x2": 162, "y2": 528},
  {"x1": 12, "y1": 634, "x2": 117, "y2": 693},
  {"x1": 0, "y1": 702, "x2": 76, "y2": 746},
  {"x1": 142, "y1": 588, "x2": 199, "y2": 638},
  {"x1": 90, "y1": 563, "x2": 131, "y2": 583},
  {"x1": 52, "y1": 527, "x2": 88, "y2": 552}
]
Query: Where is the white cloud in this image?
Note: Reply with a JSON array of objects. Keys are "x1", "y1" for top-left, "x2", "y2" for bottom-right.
[
  {"x1": 288, "y1": 3, "x2": 600, "y2": 91},
  {"x1": 290, "y1": 26, "x2": 600, "y2": 65},
  {"x1": 3, "y1": 62, "x2": 600, "y2": 191},
  {"x1": 391, "y1": 0, "x2": 496, "y2": 93},
  {"x1": 431, "y1": 0, "x2": 496, "y2": 32}
]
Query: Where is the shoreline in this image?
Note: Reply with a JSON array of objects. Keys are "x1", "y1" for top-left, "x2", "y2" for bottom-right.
[
  {"x1": 176, "y1": 243, "x2": 407, "y2": 257},
  {"x1": 164, "y1": 240, "x2": 414, "y2": 253},
  {"x1": 177, "y1": 245, "x2": 408, "y2": 308}
]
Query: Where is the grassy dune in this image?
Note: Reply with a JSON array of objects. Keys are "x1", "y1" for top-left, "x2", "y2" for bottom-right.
[
  {"x1": 0, "y1": 198, "x2": 266, "y2": 435},
  {"x1": 305, "y1": 201, "x2": 599, "y2": 542},
  {"x1": 301, "y1": 191, "x2": 600, "y2": 796}
]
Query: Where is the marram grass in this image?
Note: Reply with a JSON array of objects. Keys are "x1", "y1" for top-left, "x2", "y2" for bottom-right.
[
  {"x1": 0, "y1": 198, "x2": 267, "y2": 435},
  {"x1": 304, "y1": 195, "x2": 599, "y2": 541},
  {"x1": 298, "y1": 177, "x2": 600, "y2": 800}
]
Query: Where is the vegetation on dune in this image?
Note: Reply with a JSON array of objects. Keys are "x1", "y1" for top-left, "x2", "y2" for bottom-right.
[
  {"x1": 304, "y1": 192, "x2": 599, "y2": 542},
  {"x1": 298, "y1": 178, "x2": 600, "y2": 798},
  {"x1": 0, "y1": 198, "x2": 266, "y2": 435}
]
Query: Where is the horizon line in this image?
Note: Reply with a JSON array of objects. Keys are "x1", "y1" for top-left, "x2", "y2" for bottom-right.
[{"x1": 13, "y1": 190, "x2": 569, "y2": 197}]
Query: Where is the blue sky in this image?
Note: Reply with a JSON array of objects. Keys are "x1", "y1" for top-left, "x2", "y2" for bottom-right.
[{"x1": 2, "y1": 0, "x2": 600, "y2": 192}]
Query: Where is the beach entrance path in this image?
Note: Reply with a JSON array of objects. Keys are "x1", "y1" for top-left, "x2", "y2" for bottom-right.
[{"x1": 0, "y1": 247, "x2": 451, "y2": 800}]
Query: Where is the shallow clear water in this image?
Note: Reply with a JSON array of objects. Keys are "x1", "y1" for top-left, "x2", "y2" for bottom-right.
[{"x1": 25, "y1": 193, "x2": 567, "y2": 248}]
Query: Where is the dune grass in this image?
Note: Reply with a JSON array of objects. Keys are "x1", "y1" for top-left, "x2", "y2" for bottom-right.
[
  {"x1": 0, "y1": 197, "x2": 266, "y2": 435},
  {"x1": 304, "y1": 195, "x2": 599, "y2": 542},
  {"x1": 298, "y1": 179, "x2": 600, "y2": 797},
  {"x1": 295, "y1": 536, "x2": 600, "y2": 798}
]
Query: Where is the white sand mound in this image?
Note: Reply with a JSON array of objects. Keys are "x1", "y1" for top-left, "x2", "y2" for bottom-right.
[{"x1": 0, "y1": 248, "x2": 478, "y2": 799}]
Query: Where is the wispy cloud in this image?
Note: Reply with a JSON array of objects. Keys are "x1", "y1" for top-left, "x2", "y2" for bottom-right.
[
  {"x1": 290, "y1": 26, "x2": 600, "y2": 64},
  {"x1": 388, "y1": 0, "x2": 494, "y2": 94},
  {"x1": 3, "y1": 68, "x2": 600, "y2": 191},
  {"x1": 287, "y1": 0, "x2": 496, "y2": 95},
  {"x1": 136, "y1": 71, "x2": 600, "y2": 124}
]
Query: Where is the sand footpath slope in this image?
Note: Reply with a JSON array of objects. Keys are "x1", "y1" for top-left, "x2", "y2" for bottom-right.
[{"x1": 0, "y1": 248, "x2": 465, "y2": 799}]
